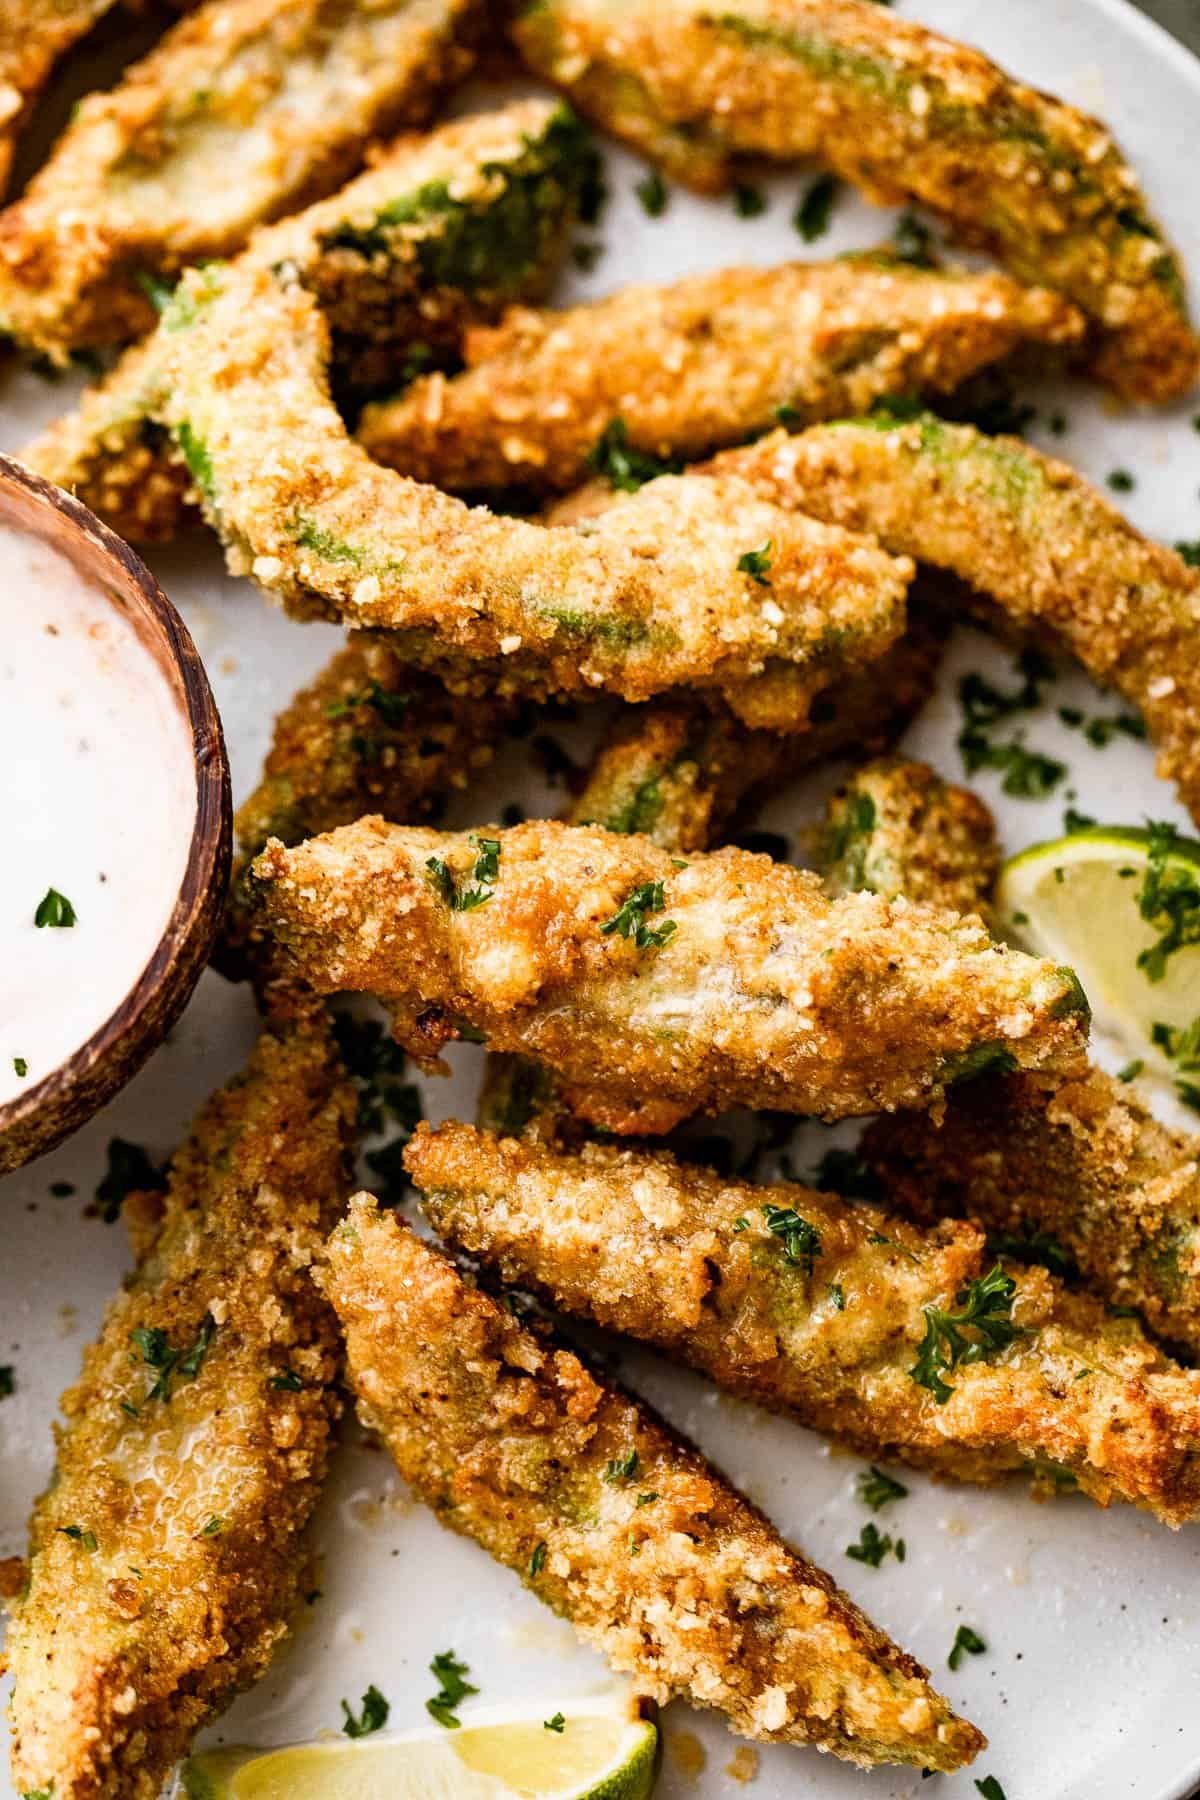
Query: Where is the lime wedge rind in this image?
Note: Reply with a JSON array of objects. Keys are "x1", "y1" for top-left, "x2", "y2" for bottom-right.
[
  {"x1": 181, "y1": 1695, "x2": 658, "y2": 1800},
  {"x1": 997, "y1": 824, "x2": 1200, "y2": 1079}
]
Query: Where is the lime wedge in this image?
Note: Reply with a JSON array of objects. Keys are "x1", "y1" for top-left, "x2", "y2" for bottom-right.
[
  {"x1": 181, "y1": 1698, "x2": 659, "y2": 1800},
  {"x1": 996, "y1": 824, "x2": 1200, "y2": 1075}
]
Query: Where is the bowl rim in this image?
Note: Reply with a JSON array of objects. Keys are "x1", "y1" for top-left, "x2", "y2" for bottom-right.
[{"x1": 0, "y1": 452, "x2": 230, "y2": 1162}]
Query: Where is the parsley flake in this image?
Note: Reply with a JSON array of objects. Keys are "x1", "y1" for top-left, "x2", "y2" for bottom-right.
[
  {"x1": 634, "y1": 169, "x2": 668, "y2": 216},
  {"x1": 762, "y1": 1204, "x2": 822, "y2": 1275},
  {"x1": 529, "y1": 1540, "x2": 547, "y2": 1578},
  {"x1": 846, "y1": 1521, "x2": 905, "y2": 1567},
  {"x1": 342, "y1": 1684, "x2": 390, "y2": 1738},
  {"x1": 605, "y1": 1448, "x2": 639, "y2": 1484},
  {"x1": 910, "y1": 1265, "x2": 1024, "y2": 1404},
  {"x1": 794, "y1": 172, "x2": 839, "y2": 241},
  {"x1": 13, "y1": 1057, "x2": 26, "y2": 1077},
  {"x1": 426, "y1": 1651, "x2": 477, "y2": 1729},
  {"x1": 58, "y1": 1524, "x2": 97, "y2": 1550},
  {"x1": 600, "y1": 880, "x2": 677, "y2": 950},
  {"x1": 545, "y1": 1712, "x2": 566, "y2": 1733},
  {"x1": 976, "y1": 1779, "x2": 1008, "y2": 1800},
  {"x1": 1136, "y1": 821, "x2": 1200, "y2": 982},
  {"x1": 733, "y1": 183, "x2": 766, "y2": 217},
  {"x1": 35, "y1": 887, "x2": 76, "y2": 928},
  {"x1": 948, "y1": 1624, "x2": 987, "y2": 1670},
  {"x1": 857, "y1": 1466, "x2": 909, "y2": 1510},
  {"x1": 0, "y1": 1365, "x2": 12, "y2": 1398},
  {"x1": 737, "y1": 540, "x2": 773, "y2": 585},
  {"x1": 129, "y1": 1312, "x2": 215, "y2": 1403},
  {"x1": 585, "y1": 418, "x2": 681, "y2": 492}
]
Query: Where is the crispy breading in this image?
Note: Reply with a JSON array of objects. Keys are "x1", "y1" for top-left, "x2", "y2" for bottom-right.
[
  {"x1": 218, "y1": 635, "x2": 514, "y2": 984},
  {"x1": 0, "y1": 0, "x2": 128, "y2": 195},
  {"x1": 820, "y1": 755, "x2": 999, "y2": 915},
  {"x1": 0, "y1": 0, "x2": 479, "y2": 356},
  {"x1": 409, "y1": 1122, "x2": 1200, "y2": 1526},
  {"x1": 4, "y1": 1006, "x2": 358, "y2": 1800},
  {"x1": 477, "y1": 624, "x2": 942, "y2": 1138},
  {"x1": 250, "y1": 816, "x2": 1089, "y2": 1129},
  {"x1": 862, "y1": 1072, "x2": 1200, "y2": 1363},
  {"x1": 512, "y1": 0, "x2": 1198, "y2": 401},
  {"x1": 154, "y1": 261, "x2": 910, "y2": 722},
  {"x1": 23, "y1": 97, "x2": 593, "y2": 541},
  {"x1": 707, "y1": 416, "x2": 1200, "y2": 827},
  {"x1": 358, "y1": 259, "x2": 1083, "y2": 491},
  {"x1": 319, "y1": 1196, "x2": 984, "y2": 1770}
]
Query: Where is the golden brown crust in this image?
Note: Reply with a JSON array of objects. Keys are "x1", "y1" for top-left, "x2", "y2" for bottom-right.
[
  {"x1": 217, "y1": 634, "x2": 514, "y2": 984},
  {"x1": 512, "y1": 0, "x2": 1198, "y2": 400},
  {"x1": 250, "y1": 816, "x2": 1088, "y2": 1125},
  {"x1": 358, "y1": 260, "x2": 1083, "y2": 491},
  {"x1": 0, "y1": 0, "x2": 124, "y2": 196},
  {"x1": 863, "y1": 1070, "x2": 1200, "y2": 1362},
  {"x1": 708, "y1": 418, "x2": 1200, "y2": 828},
  {"x1": 320, "y1": 1197, "x2": 984, "y2": 1770},
  {"x1": 22, "y1": 96, "x2": 587, "y2": 539},
  {"x1": 0, "y1": 0, "x2": 479, "y2": 354},
  {"x1": 5, "y1": 1006, "x2": 357, "y2": 1800},
  {"x1": 820, "y1": 755, "x2": 999, "y2": 915},
  {"x1": 409, "y1": 1121, "x2": 1200, "y2": 1526}
]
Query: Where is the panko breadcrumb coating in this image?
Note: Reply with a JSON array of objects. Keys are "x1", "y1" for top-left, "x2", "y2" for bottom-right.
[
  {"x1": 4, "y1": 1005, "x2": 357, "y2": 1800},
  {"x1": 250, "y1": 816, "x2": 1089, "y2": 1130},
  {"x1": 512, "y1": 0, "x2": 1198, "y2": 401},
  {"x1": 820, "y1": 756, "x2": 999, "y2": 916},
  {"x1": 23, "y1": 97, "x2": 593, "y2": 541},
  {"x1": 154, "y1": 250, "x2": 910, "y2": 723},
  {"x1": 320, "y1": 1196, "x2": 985, "y2": 1771},
  {"x1": 863, "y1": 1072, "x2": 1200, "y2": 1363},
  {"x1": 0, "y1": 0, "x2": 135, "y2": 195},
  {"x1": 218, "y1": 635, "x2": 515, "y2": 985},
  {"x1": 409, "y1": 1123, "x2": 1200, "y2": 1526},
  {"x1": 358, "y1": 259, "x2": 1083, "y2": 492},
  {"x1": 0, "y1": 0, "x2": 480, "y2": 356},
  {"x1": 708, "y1": 416, "x2": 1200, "y2": 828}
]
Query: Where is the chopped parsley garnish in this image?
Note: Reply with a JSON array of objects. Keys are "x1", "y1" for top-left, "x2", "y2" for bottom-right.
[
  {"x1": 846, "y1": 1521, "x2": 905, "y2": 1567},
  {"x1": 50, "y1": 1180, "x2": 74, "y2": 1196},
  {"x1": 976, "y1": 1779, "x2": 1008, "y2": 1800},
  {"x1": 634, "y1": 169, "x2": 668, "y2": 216},
  {"x1": 794, "y1": 172, "x2": 839, "y2": 241},
  {"x1": 985, "y1": 1224, "x2": 1076, "y2": 1281},
  {"x1": 342, "y1": 1684, "x2": 390, "y2": 1738},
  {"x1": 948, "y1": 1624, "x2": 988, "y2": 1670},
  {"x1": 1063, "y1": 807, "x2": 1097, "y2": 833},
  {"x1": 891, "y1": 209, "x2": 937, "y2": 267},
  {"x1": 909, "y1": 1265, "x2": 1024, "y2": 1403},
  {"x1": 326, "y1": 680, "x2": 411, "y2": 727},
  {"x1": 1118, "y1": 1059, "x2": 1144, "y2": 1082},
  {"x1": 600, "y1": 880, "x2": 677, "y2": 950},
  {"x1": 605, "y1": 1448, "x2": 640, "y2": 1484},
  {"x1": 636, "y1": 1491, "x2": 659, "y2": 1507},
  {"x1": 129, "y1": 1312, "x2": 215, "y2": 1403},
  {"x1": 544, "y1": 1712, "x2": 566, "y2": 1732},
  {"x1": 58, "y1": 1524, "x2": 97, "y2": 1550},
  {"x1": 95, "y1": 1138, "x2": 167, "y2": 1225},
  {"x1": 761, "y1": 1204, "x2": 822, "y2": 1275},
  {"x1": 199, "y1": 1515, "x2": 223, "y2": 1537},
  {"x1": 1048, "y1": 411, "x2": 1068, "y2": 435},
  {"x1": 585, "y1": 417, "x2": 681, "y2": 492},
  {"x1": 426, "y1": 1651, "x2": 477, "y2": 1729},
  {"x1": 828, "y1": 1282, "x2": 846, "y2": 1311},
  {"x1": 1106, "y1": 468, "x2": 1135, "y2": 493},
  {"x1": 425, "y1": 836, "x2": 500, "y2": 913},
  {"x1": 0, "y1": 1365, "x2": 12, "y2": 1398},
  {"x1": 1150, "y1": 1016, "x2": 1200, "y2": 1109},
  {"x1": 35, "y1": 887, "x2": 76, "y2": 928},
  {"x1": 529, "y1": 1540, "x2": 547, "y2": 1578},
  {"x1": 956, "y1": 651, "x2": 1065, "y2": 798},
  {"x1": 737, "y1": 540, "x2": 773, "y2": 585},
  {"x1": 13, "y1": 1057, "x2": 26, "y2": 1077},
  {"x1": 733, "y1": 183, "x2": 766, "y2": 217},
  {"x1": 269, "y1": 1369, "x2": 304, "y2": 1391},
  {"x1": 1136, "y1": 821, "x2": 1200, "y2": 981},
  {"x1": 1176, "y1": 539, "x2": 1200, "y2": 567},
  {"x1": 857, "y1": 1466, "x2": 909, "y2": 1510}
]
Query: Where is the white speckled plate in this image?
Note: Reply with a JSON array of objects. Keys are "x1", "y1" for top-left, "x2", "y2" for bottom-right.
[{"x1": 3, "y1": 2, "x2": 1200, "y2": 1795}]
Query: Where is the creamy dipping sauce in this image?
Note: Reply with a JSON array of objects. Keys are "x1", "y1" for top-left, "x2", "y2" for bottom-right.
[{"x1": 0, "y1": 521, "x2": 196, "y2": 1105}]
